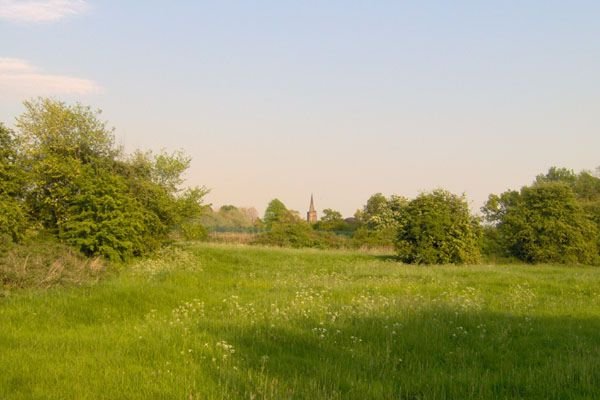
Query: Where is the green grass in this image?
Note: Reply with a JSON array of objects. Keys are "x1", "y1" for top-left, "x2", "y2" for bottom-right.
[{"x1": 1, "y1": 243, "x2": 599, "y2": 399}]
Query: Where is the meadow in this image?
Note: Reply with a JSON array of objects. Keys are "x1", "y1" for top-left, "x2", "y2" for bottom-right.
[{"x1": 1, "y1": 243, "x2": 599, "y2": 399}]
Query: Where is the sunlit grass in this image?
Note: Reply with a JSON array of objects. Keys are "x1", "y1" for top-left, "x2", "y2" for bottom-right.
[{"x1": 1, "y1": 243, "x2": 599, "y2": 399}]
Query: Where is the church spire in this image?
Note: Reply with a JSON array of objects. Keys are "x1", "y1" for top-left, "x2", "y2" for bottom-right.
[{"x1": 307, "y1": 194, "x2": 317, "y2": 223}]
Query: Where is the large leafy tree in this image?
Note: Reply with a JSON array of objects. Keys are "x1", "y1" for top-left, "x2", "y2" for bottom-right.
[
  {"x1": 483, "y1": 180, "x2": 598, "y2": 264},
  {"x1": 14, "y1": 98, "x2": 206, "y2": 260},
  {"x1": 17, "y1": 98, "x2": 118, "y2": 231},
  {"x1": 396, "y1": 190, "x2": 481, "y2": 264},
  {"x1": 537, "y1": 167, "x2": 600, "y2": 241}
]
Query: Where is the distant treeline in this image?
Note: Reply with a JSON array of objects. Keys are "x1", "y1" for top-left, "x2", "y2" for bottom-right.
[
  {"x1": 0, "y1": 99, "x2": 207, "y2": 261},
  {"x1": 250, "y1": 167, "x2": 600, "y2": 265},
  {"x1": 200, "y1": 205, "x2": 261, "y2": 233}
]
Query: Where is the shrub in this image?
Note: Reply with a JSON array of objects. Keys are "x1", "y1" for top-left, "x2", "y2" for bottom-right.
[
  {"x1": 252, "y1": 221, "x2": 348, "y2": 249},
  {"x1": 351, "y1": 226, "x2": 397, "y2": 248},
  {"x1": 352, "y1": 194, "x2": 407, "y2": 247},
  {"x1": 483, "y1": 182, "x2": 598, "y2": 264},
  {"x1": 13, "y1": 98, "x2": 207, "y2": 261},
  {"x1": 0, "y1": 124, "x2": 28, "y2": 248},
  {"x1": 396, "y1": 190, "x2": 481, "y2": 264}
]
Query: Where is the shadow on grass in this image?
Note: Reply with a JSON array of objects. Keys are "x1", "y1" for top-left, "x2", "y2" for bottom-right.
[{"x1": 201, "y1": 309, "x2": 600, "y2": 399}]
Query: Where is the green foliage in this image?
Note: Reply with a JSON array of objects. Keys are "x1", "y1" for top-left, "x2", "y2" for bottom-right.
[
  {"x1": 174, "y1": 188, "x2": 210, "y2": 240},
  {"x1": 0, "y1": 124, "x2": 24, "y2": 197},
  {"x1": 58, "y1": 165, "x2": 159, "y2": 260},
  {"x1": 483, "y1": 181, "x2": 598, "y2": 264},
  {"x1": 263, "y1": 198, "x2": 296, "y2": 229},
  {"x1": 17, "y1": 99, "x2": 117, "y2": 231},
  {"x1": 355, "y1": 193, "x2": 407, "y2": 230},
  {"x1": 201, "y1": 205, "x2": 260, "y2": 232},
  {"x1": 122, "y1": 150, "x2": 202, "y2": 239},
  {"x1": 396, "y1": 190, "x2": 481, "y2": 264},
  {"x1": 153, "y1": 150, "x2": 190, "y2": 192},
  {"x1": 256, "y1": 199, "x2": 349, "y2": 248},
  {"x1": 179, "y1": 221, "x2": 208, "y2": 241},
  {"x1": 351, "y1": 226, "x2": 397, "y2": 248},
  {"x1": 353, "y1": 193, "x2": 408, "y2": 247},
  {"x1": 320, "y1": 208, "x2": 343, "y2": 224},
  {"x1": 253, "y1": 221, "x2": 314, "y2": 248},
  {"x1": 535, "y1": 166, "x2": 577, "y2": 186},
  {"x1": 253, "y1": 220, "x2": 348, "y2": 249},
  {"x1": 10, "y1": 98, "x2": 207, "y2": 261},
  {"x1": 0, "y1": 124, "x2": 28, "y2": 248},
  {"x1": 314, "y1": 208, "x2": 349, "y2": 232},
  {"x1": 534, "y1": 167, "x2": 600, "y2": 258},
  {"x1": 0, "y1": 196, "x2": 28, "y2": 251}
]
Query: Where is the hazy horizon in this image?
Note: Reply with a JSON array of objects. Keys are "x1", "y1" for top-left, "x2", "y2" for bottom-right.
[{"x1": 2, "y1": 1, "x2": 599, "y2": 217}]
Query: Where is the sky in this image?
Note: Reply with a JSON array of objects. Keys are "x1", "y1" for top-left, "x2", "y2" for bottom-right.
[{"x1": 1, "y1": 1, "x2": 599, "y2": 217}]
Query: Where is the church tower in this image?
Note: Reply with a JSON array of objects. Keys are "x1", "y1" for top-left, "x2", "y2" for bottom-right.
[{"x1": 307, "y1": 194, "x2": 317, "y2": 223}]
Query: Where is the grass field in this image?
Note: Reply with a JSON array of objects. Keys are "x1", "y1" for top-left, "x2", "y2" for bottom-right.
[{"x1": 1, "y1": 243, "x2": 599, "y2": 399}]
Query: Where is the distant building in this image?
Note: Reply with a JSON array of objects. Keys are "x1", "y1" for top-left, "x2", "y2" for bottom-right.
[{"x1": 307, "y1": 194, "x2": 317, "y2": 223}]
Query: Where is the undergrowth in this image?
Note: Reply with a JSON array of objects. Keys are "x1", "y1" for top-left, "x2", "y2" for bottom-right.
[{"x1": 0, "y1": 237, "x2": 108, "y2": 293}]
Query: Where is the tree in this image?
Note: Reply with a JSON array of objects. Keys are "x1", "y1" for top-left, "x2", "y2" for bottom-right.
[
  {"x1": 315, "y1": 208, "x2": 348, "y2": 232},
  {"x1": 17, "y1": 99, "x2": 118, "y2": 231},
  {"x1": 353, "y1": 193, "x2": 408, "y2": 246},
  {"x1": 535, "y1": 167, "x2": 577, "y2": 186},
  {"x1": 357, "y1": 193, "x2": 388, "y2": 226},
  {"x1": 485, "y1": 167, "x2": 600, "y2": 264},
  {"x1": 14, "y1": 98, "x2": 207, "y2": 260},
  {"x1": 58, "y1": 164, "x2": 158, "y2": 259},
  {"x1": 240, "y1": 207, "x2": 260, "y2": 225},
  {"x1": 263, "y1": 199, "x2": 296, "y2": 229},
  {"x1": 200, "y1": 205, "x2": 260, "y2": 232},
  {"x1": 321, "y1": 208, "x2": 343, "y2": 222},
  {"x1": 483, "y1": 181, "x2": 598, "y2": 264},
  {"x1": 396, "y1": 190, "x2": 481, "y2": 264}
]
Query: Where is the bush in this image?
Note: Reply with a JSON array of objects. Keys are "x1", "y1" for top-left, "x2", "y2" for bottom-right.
[
  {"x1": 0, "y1": 125, "x2": 28, "y2": 248},
  {"x1": 58, "y1": 165, "x2": 161, "y2": 261},
  {"x1": 0, "y1": 195, "x2": 28, "y2": 251},
  {"x1": 483, "y1": 182, "x2": 598, "y2": 264},
  {"x1": 352, "y1": 194, "x2": 407, "y2": 247},
  {"x1": 11, "y1": 98, "x2": 207, "y2": 261},
  {"x1": 396, "y1": 190, "x2": 481, "y2": 264},
  {"x1": 252, "y1": 221, "x2": 348, "y2": 249},
  {"x1": 351, "y1": 226, "x2": 397, "y2": 248}
]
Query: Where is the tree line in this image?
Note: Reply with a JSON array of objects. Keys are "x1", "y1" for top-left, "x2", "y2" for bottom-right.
[
  {"x1": 253, "y1": 168, "x2": 600, "y2": 265},
  {"x1": 2, "y1": 99, "x2": 598, "y2": 265}
]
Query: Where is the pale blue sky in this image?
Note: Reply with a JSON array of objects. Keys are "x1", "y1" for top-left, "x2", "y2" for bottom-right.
[{"x1": 1, "y1": 1, "x2": 599, "y2": 216}]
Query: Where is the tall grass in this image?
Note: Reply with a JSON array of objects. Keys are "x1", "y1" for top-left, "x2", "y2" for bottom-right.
[
  {"x1": 0, "y1": 238, "x2": 108, "y2": 292},
  {"x1": 207, "y1": 232, "x2": 258, "y2": 245},
  {"x1": 1, "y1": 243, "x2": 599, "y2": 399}
]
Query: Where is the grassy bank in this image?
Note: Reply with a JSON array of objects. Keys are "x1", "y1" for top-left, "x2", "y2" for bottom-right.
[{"x1": 1, "y1": 243, "x2": 599, "y2": 399}]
